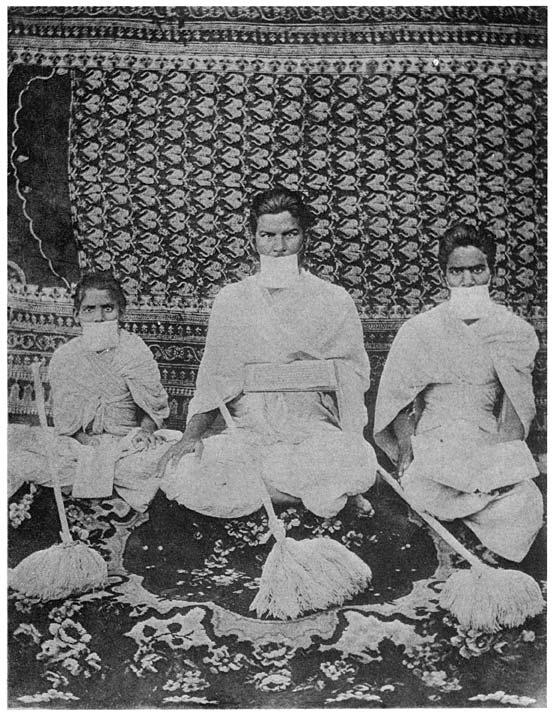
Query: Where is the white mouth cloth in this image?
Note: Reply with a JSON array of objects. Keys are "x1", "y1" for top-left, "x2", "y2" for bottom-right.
[
  {"x1": 81, "y1": 320, "x2": 120, "y2": 352},
  {"x1": 448, "y1": 284, "x2": 492, "y2": 319},
  {"x1": 258, "y1": 254, "x2": 301, "y2": 288}
]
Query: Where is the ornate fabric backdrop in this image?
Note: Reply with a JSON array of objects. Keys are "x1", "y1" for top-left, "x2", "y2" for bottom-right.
[
  {"x1": 7, "y1": 5, "x2": 548, "y2": 452},
  {"x1": 69, "y1": 64, "x2": 547, "y2": 313},
  {"x1": 8, "y1": 5, "x2": 547, "y2": 315}
]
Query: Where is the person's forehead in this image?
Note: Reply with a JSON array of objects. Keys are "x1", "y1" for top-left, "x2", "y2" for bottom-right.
[
  {"x1": 80, "y1": 288, "x2": 116, "y2": 305},
  {"x1": 256, "y1": 211, "x2": 301, "y2": 232},
  {"x1": 447, "y1": 246, "x2": 488, "y2": 268}
]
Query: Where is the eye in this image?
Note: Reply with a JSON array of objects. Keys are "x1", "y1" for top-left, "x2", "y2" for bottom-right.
[
  {"x1": 472, "y1": 266, "x2": 485, "y2": 273},
  {"x1": 104, "y1": 305, "x2": 114, "y2": 312}
]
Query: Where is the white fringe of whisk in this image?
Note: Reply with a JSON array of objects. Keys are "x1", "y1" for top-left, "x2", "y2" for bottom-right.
[
  {"x1": 9, "y1": 541, "x2": 108, "y2": 601},
  {"x1": 251, "y1": 536, "x2": 372, "y2": 620},
  {"x1": 439, "y1": 565, "x2": 545, "y2": 633}
]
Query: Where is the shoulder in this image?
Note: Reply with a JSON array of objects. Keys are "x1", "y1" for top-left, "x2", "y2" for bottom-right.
[
  {"x1": 212, "y1": 279, "x2": 250, "y2": 305},
  {"x1": 207, "y1": 281, "x2": 251, "y2": 324},
  {"x1": 50, "y1": 335, "x2": 82, "y2": 364},
  {"x1": 492, "y1": 304, "x2": 539, "y2": 343},
  {"x1": 119, "y1": 329, "x2": 153, "y2": 354},
  {"x1": 303, "y1": 272, "x2": 354, "y2": 305},
  {"x1": 394, "y1": 304, "x2": 442, "y2": 338},
  {"x1": 202, "y1": 281, "x2": 253, "y2": 334},
  {"x1": 48, "y1": 336, "x2": 83, "y2": 379}
]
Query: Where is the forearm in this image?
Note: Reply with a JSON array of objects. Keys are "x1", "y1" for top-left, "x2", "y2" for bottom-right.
[
  {"x1": 139, "y1": 413, "x2": 158, "y2": 433},
  {"x1": 498, "y1": 396, "x2": 525, "y2": 441},
  {"x1": 72, "y1": 430, "x2": 91, "y2": 445},
  {"x1": 181, "y1": 409, "x2": 219, "y2": 442},
  {"x1": 392, "y1": 405, "x2": 416, "y2": 477},
  {"x1": 393, "y1": 406, "x2": 415, "y2": 451}
]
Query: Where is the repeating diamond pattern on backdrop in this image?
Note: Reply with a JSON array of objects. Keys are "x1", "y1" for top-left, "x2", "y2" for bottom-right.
[{"x1": 69, "y1": 68, "x2": 546, "y2": 313}]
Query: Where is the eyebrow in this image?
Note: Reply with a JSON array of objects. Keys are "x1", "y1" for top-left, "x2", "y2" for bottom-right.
[
  {"x1": 448, "y1": 261, "x2": 487, "y2": 269},
  {"x1": 82, "y1": 302, "x2": 116, "y2": 308},
  {"x1": 260, "y1": 228, "x2": 299, "y2": 235}
]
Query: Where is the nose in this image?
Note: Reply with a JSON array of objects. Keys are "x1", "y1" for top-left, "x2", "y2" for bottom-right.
[
  {"x1": 461, "y1": 269, "x2": 475, "y2": 287},
  {"x1": 273, "y1": 236, "x2": 286, "y2": 255},
  {"x1": 93, "y1": 307, "x2": 104, "y2": 322}
]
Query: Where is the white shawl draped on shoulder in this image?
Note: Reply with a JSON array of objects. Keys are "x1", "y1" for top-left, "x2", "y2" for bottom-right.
[
  {"x1": 9, "y1": 330, "x2": 180, "y2": 511},
  {"x1": 374, "y1": 301, "x2": 542, "y2": 562},
  {"x1": 162, "y1": 272, "x2": 376, "y2": 518},
  {"x1": 189, "y1": 272, "x2": 371, "y2": 435}
]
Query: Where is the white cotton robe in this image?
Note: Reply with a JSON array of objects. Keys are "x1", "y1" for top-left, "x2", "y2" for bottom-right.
[
  {"x1": 161, "y1": 271, "x2": 377, "y2": 518},
  {"x1": 374, "y1": 301, "x2": 543, "y2": 562},
  {"x1": 8, "y1": 330, "x2": 181, "y2": 512}
]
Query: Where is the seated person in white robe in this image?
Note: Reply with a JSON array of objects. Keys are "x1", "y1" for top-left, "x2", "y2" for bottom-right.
[
  {"x1": 159, "y1": 186, "x2": 377, "y2": 519},
  {"x1": 374, "y1": 224, "x2": 543, "y2": 562},
  {"x1": 8, "y1": 271, "x2": 181, "y2": 513}
]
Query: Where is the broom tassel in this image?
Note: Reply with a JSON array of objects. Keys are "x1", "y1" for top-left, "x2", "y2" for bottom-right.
[
  {"x1": 209, "y1": 383, "x2": 372, "y2": 619},
  {"x1": 378, "y1": 465, "x2": 544, "y2": 632},
  {"x1": 377, "y1": 465, "x2": 484, "y2": 570},
  {"x1": 216, "y1": 395, "x2": 286, "y2": 542},
  {"x1": 31, "y1": 361, "x2": 73, "y2": 545},
  {"x1": 9, "y1": 361, "x2": 108, "y2": 601}
]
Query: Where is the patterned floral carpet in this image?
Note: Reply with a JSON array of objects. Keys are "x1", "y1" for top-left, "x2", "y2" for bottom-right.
[{"x1": 8, "y1": 479, "x2": 546, "y2": 708}]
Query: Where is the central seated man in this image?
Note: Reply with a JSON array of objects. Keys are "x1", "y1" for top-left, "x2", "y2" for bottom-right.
[{"x1": 158, "y1": 186, "x2": 376, "y2": 519}]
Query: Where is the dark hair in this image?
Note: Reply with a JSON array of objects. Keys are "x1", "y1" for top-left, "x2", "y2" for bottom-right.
[
  {"x1": 73, "y1": 270, "x2": 127, "y2": 316},
  {"x1": 248, "y1": 186, "x2": 315, "y2": 234},
  {"x1": 438, "y1": 223, "x2": 496, "y2": 272}
]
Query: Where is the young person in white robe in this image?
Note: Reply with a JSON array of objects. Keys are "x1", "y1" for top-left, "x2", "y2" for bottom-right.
[
  {"x1": 374, "y1": 224, "x2": 543, "y2": 562},
  {"x1": 158, "y1": 186, "x2": 377, "y2": 518},
  {"x1": 8, "y1": 272, "x2": 181, "y2": 512}
]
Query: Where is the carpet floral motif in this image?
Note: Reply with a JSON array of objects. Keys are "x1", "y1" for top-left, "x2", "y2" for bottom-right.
[{"x1": 8, "y1": 485, "x2": 546, "y2": 707}]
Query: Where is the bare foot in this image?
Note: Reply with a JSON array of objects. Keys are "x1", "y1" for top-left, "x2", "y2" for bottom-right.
[
  {"x1": 473, "y1": 543, "x2": 500, "y2": 566},
  {"x1": 265, "y1": 482, "x2": 302, "y2": 507},
  {"x1": 350, "y1": 494, "x2": 375, "y2": 517}
]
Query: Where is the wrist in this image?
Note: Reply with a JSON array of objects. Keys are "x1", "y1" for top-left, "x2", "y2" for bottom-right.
[{"x1": 398, "y1": 437, "x2": 412, "y2": 451}]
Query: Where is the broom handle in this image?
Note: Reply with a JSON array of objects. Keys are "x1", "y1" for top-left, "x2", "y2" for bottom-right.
[
  {"x1": 377, "y1": 465, "x2": 482, "y2": 569},
  {"x1": 31, "y1": 361, "x2": 73, "y2": 545},
  {"x1": 214, "y1": 393, "x2": 284, "y2": 539}
]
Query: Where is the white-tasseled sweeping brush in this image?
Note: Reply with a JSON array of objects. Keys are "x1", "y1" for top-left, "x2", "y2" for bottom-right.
[
  {"x1": 378, "y1": 466, "x2": 544, "y2": 633},
  {"x1": 250, "y1": 526, "x2": 373, "y2": 619},
  {"x1": 9, "y1": 361, "x2": 108, "y2": 601},
  {"x1": 211, "y1": 389, "x2": 372, "y2": 620}
]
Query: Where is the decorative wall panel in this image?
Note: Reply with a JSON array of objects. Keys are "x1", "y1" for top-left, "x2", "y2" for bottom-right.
[
  {"x1": 64, "y1": 64, "x2": 547, "y2": 315},
  {"x1": 8, "y1": 5, "x2": 547, "y2": 315}
]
